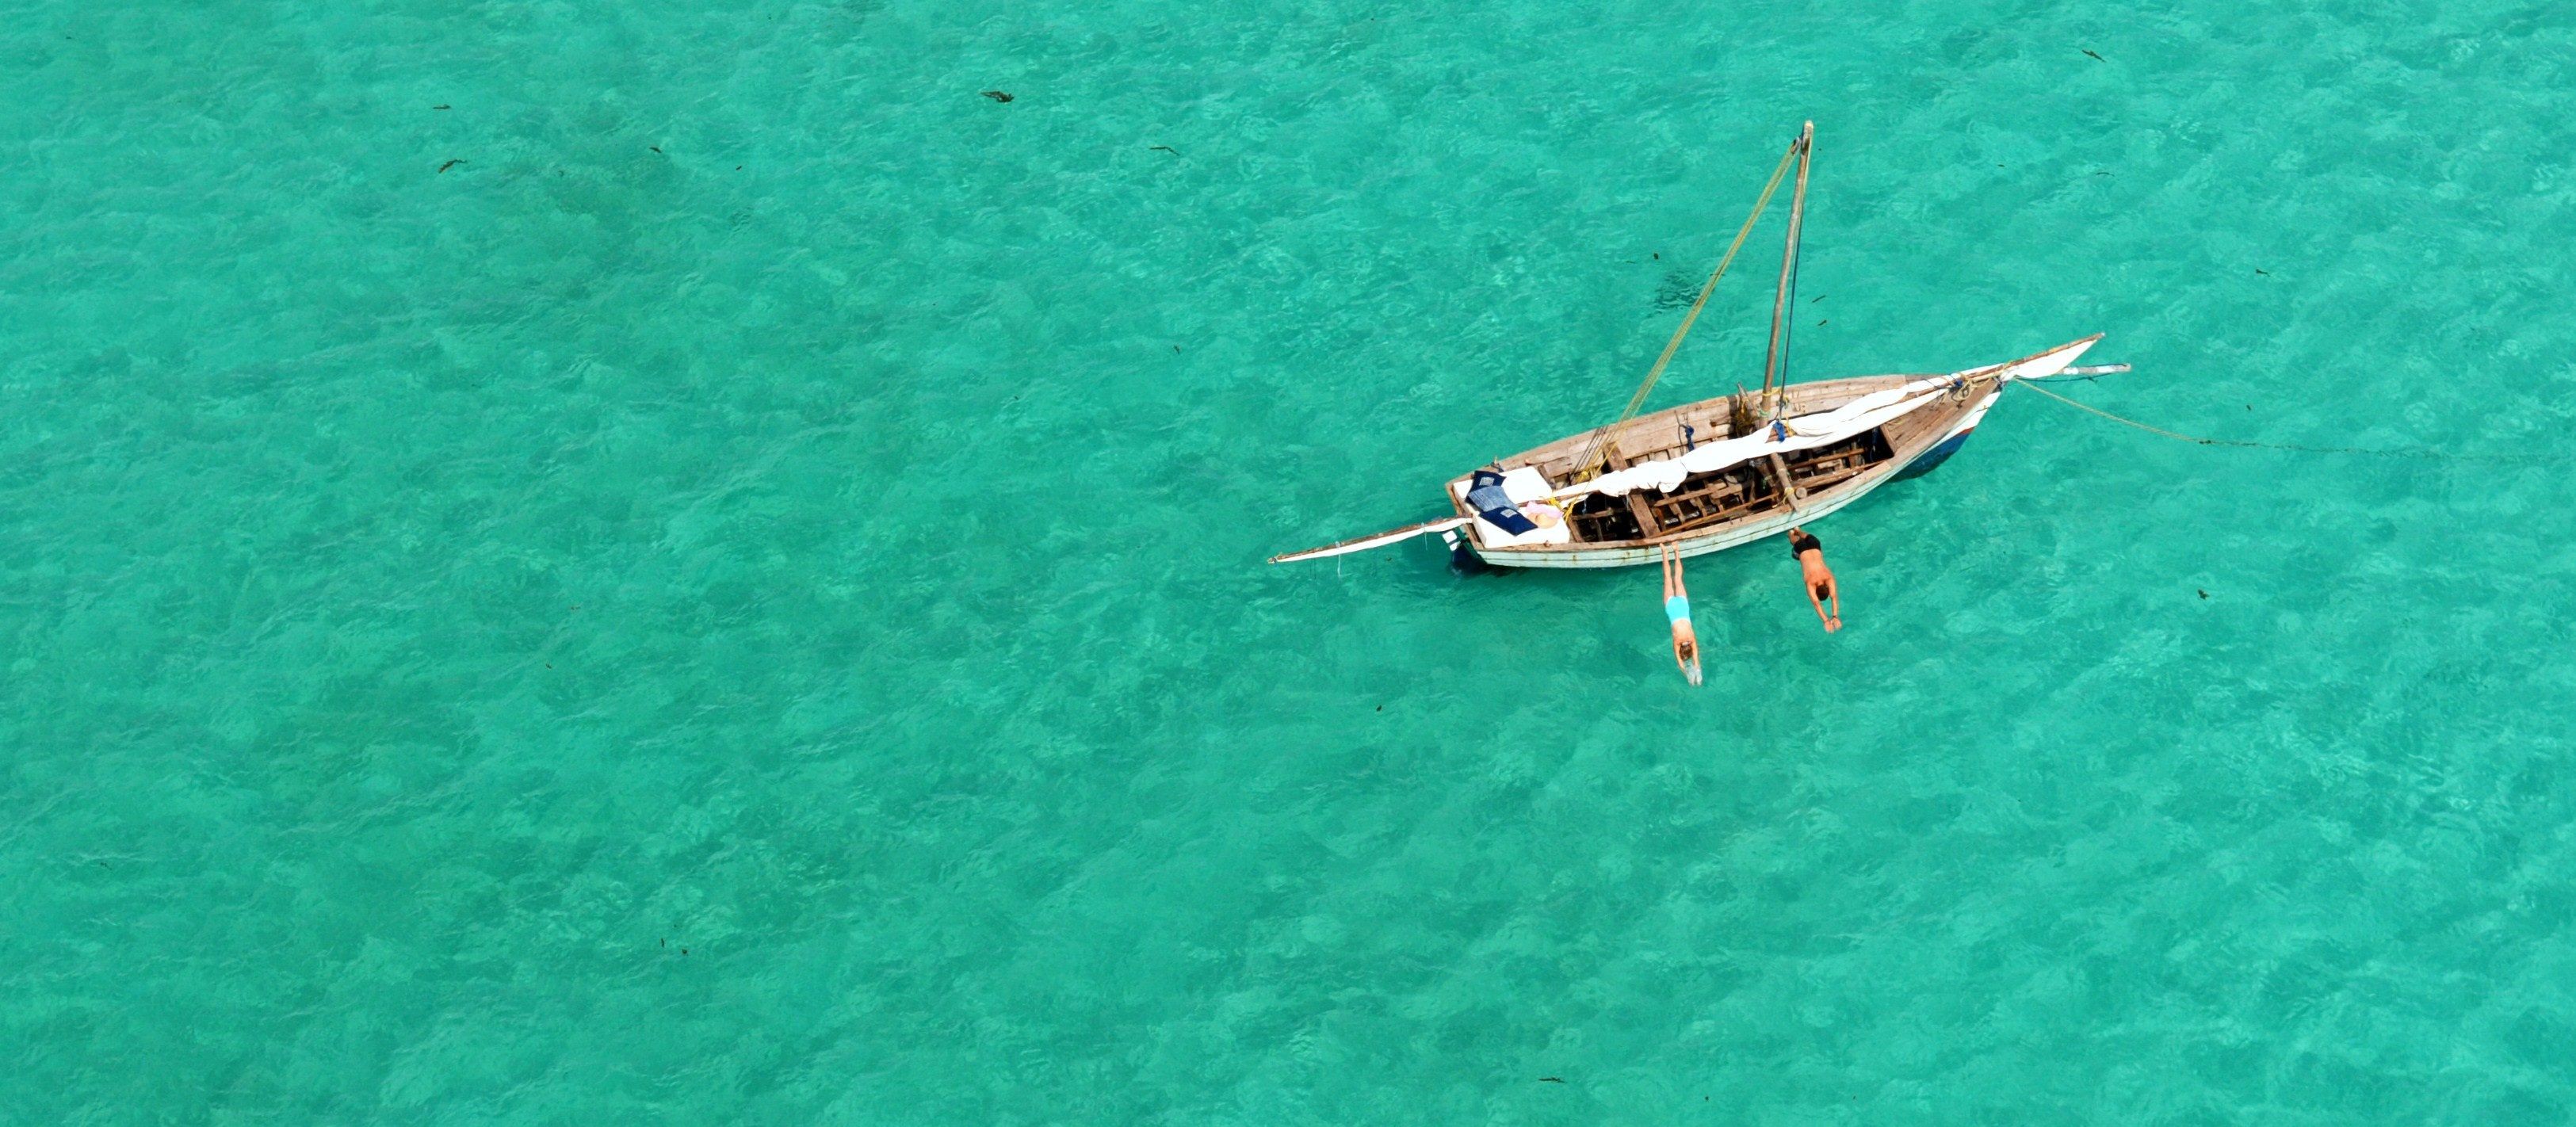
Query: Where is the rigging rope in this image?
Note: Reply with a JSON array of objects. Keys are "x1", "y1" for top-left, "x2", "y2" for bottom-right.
[
  {"x1": 1768, "y1": 181, "x2": 1806, "y2": 416},
  {"x1": 1570, "y1": 140, "x2": 1804, "y2": 482},
  {"x1": 2013, "y1": 379, "x2": 2571, "y2": 464}
]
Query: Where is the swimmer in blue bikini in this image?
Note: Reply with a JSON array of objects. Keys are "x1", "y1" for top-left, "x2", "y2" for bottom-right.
[{"x1": 1661, "y1": 543, "x2": 1703, "y2": 686}]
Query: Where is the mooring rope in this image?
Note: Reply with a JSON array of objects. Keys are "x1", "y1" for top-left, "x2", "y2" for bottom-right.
[{"x1": 2013, "y1": 379, "x2": 2571, "y2": 464}]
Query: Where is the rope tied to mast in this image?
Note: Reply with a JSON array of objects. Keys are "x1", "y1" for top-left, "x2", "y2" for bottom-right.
[{"x1": 1569, "y1": 136, "x2": 1805, "y2": 483}]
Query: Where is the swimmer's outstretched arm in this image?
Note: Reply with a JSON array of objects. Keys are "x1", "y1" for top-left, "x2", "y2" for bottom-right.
[{"x1": 1814, "y1": 574, "x2": 1842, "y2": 632}]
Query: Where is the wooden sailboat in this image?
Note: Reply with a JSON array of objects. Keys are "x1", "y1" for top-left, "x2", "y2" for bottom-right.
[{"x1": 1271, "y1": 123, "x2": 2110, "y2": 570}]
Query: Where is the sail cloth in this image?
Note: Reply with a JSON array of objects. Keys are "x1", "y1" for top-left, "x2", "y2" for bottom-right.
[
  {"x1": 1556, "y1": 338, "x2": 2096, "y2": 502},
  {"x1": 1559, "y1": 377, "x2": 1951, "y2": 499}
]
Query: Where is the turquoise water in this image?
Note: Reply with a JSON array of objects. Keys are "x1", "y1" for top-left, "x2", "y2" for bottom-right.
[{"x1": 7, "y1": 0, "x2": 2576, "y2": 1120}]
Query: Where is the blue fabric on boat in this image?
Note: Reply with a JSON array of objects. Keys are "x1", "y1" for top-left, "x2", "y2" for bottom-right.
[
  {"x1": 1665, "y1": 595, "x2": 1691, "y2": 622},
  {"x1": 1466, "y1": 468, "x2": 1538, "y2": 534}
]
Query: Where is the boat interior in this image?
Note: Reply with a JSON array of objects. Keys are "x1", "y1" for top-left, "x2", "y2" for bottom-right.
[{"x1": 1453, "y1": 376, "x2": 1962, "y2": 548}]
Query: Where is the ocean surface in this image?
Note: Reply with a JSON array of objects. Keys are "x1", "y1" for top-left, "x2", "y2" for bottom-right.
[{"x1": 6, "y1": 0, "x2": 2575, "y2": 1121}]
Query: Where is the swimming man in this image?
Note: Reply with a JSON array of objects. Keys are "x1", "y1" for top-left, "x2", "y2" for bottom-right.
[{"x1": 1788, "y1": 525, "x2": 1840, "y2": 632}]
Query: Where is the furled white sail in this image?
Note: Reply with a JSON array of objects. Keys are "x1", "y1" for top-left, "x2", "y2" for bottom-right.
[{"x1": 1556, "y1": 337, "x2": 2096, "y2": 501}]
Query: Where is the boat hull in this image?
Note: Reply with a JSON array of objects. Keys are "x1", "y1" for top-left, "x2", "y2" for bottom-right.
[
  {"x1": 1263, "y1": 336, "x2": 2098, "y2": 571},
  {"x1": 1891, "y1": 383, "x2": 2001, "y2": 481},
  {"x1": 1466, "y1": 385, "x2": 2000, "y2": 568},
  {"x1": 1454, "y1": 335, "x2": 2092, "y2": 570}
]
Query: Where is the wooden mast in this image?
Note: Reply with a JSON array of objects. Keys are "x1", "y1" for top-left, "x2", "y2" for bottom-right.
[
  {"x1": 1567, "y1": 134, "x2": 1804, "y2": 483},
  {"x1": 1759, "y1": 122, "x2": 1814, "y2": 413}
]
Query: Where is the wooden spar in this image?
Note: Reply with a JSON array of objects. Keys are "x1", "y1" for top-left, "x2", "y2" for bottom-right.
[
  {"x1": 1268, "y1": 516, "x2": 1471, "y2": 564},
  {"x1": 1759, "y1": 122, "x2": 1814, "y2": 410},
  {"x1": 1765, "y1": 453, "x2": 1800, "y2": 511},
  {"x1": 1567, "y1": 136, "x2": 1805, "y2": 483}
]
